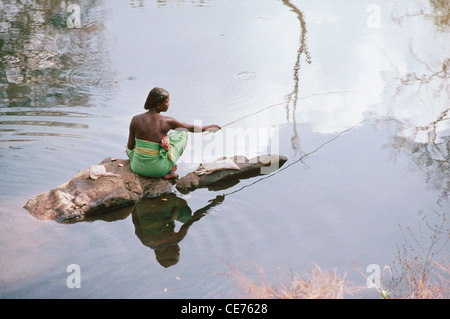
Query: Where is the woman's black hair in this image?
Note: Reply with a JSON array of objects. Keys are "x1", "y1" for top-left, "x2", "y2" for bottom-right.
[{"x1": 144, "y1": 87, "x2": 169, "y2": 110}]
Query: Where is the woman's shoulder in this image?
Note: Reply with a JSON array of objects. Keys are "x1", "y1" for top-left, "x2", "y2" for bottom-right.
[
  {"x1": 131, "y1": 112, "x2": 175, "y2": 125},
  {"x1": 132, "y1": 112, "x2": 153, "y2": 121},
  {"x1": 131, "y1": 112, "x2": 142, "y2": 120}
]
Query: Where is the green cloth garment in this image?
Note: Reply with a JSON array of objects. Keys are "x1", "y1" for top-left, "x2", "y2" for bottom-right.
[
  {"x1": 126, "y1": 130, "x2": 188, "y2": 177},
  {"x1": 135, "y1": 195, "x2": 192, "y2": 235}
]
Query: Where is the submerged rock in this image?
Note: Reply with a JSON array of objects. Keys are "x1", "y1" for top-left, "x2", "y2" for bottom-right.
[{"x1": 24, "y1": 154, "x2": 287, "y2": 223}]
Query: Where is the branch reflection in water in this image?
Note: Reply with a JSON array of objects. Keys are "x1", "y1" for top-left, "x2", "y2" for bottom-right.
[{"x1": 282, "y1": 0, "x2": 312, "y2": 157}]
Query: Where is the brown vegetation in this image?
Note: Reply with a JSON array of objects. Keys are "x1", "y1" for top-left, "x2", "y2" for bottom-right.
[
  {"x1": 225, "y1": 210, "x2": 449, "y2": 299},
  {"x1": 225, "y1": 259, "x2": 449, "y2": 299},
  {"x1": 224, "y1": 260, "x2": 355, "y2": 299}
]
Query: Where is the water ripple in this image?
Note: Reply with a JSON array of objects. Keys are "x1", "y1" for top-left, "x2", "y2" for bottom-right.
[{"x1": 61, "y1": 63, "x2": 119, "y2": 97}]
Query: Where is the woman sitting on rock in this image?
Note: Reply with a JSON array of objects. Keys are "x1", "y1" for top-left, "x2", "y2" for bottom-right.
[{"x1": 126, "y1": 87, "x2": 221, "y2": 179}]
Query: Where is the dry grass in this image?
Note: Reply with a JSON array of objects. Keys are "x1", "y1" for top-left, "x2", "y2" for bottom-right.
[
  {"x1": 225, "y1": 258, "x2": 449, "y2": 299},
  {"x1": 224, "y1": 260, "x2": 357, "y2": 299},
  {"x1": 224, "y1": 210, "x2": 449, "y2": 299},
  {"x1": 275, "y1": 265, "x2": 352, "y2": 299},
  {"x1": 386, "y1": 209, "x2": 449, "y2": 299},
  {"x1": 391, "y1": 260, "x2": 449, "y2": 299}
]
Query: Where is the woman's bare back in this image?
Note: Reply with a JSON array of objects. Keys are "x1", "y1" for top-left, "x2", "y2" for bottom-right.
[
  {"x1": 131, "y1": 112, "x2": 171, "y2": 144},
  {"x1": 127, "y1": 90, "x2": 220, "y2": 151}
]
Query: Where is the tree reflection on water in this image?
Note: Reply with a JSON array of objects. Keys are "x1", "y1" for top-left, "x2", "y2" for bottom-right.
[
  {"x1": 0, "y1": 0, "x2": 115, "y2": 146},
  {"x1": 380, "y1": 1, "x2": 450, "y2": 205}
]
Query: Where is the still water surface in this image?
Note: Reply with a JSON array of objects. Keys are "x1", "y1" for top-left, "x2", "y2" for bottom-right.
[{"x1": 0, "y1": 0, "x2": 449, "y2": 298}]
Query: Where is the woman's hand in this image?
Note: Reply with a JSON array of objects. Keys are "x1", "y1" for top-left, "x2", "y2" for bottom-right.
[{"x1": 206, "y1": 124, "x2": 221, "y2": 132}]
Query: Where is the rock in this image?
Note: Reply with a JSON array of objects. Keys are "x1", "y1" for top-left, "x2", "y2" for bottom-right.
[
  {"x1": 24, "y1": 154, "x2": 287, "y2": 223},
  {"x1": 24, "y1": 158, "x2": 174, "y2": 223},
  {"x1": 176, "y1": 154, "x2": 288, "y2": 192}
]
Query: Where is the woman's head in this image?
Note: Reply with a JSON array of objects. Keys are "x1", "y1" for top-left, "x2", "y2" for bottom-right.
[{"x1": 144, "y1": 87, "x2": 169, "y2": 111}]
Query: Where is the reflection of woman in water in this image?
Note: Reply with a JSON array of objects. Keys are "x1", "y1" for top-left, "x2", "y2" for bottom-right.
[
  {"x1": 126, "y1": 87, "x2": 220, "y2": 179},
  {"x1": 132, "y1": 195, "x2": 191, "y2": 267},
  {"x1": 132, "y1": 194, "x2": 224, "y2": 268}
]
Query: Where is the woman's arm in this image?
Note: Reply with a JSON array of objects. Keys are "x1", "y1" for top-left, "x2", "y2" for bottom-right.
[
  {"x1": 167, "y1": 117, "x2": 221, "y2": 133},
  {"x1": 127, "y1": 117, "x2": 136, "y2": 150}
]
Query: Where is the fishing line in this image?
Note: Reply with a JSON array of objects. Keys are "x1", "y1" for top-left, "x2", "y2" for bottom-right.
[
  {"x1": 173, "y1": 118, "x2": 366, "y2": 224},
  {"x1": 219, "y1": 119, "x2": 366, "y2": 197},
  {"x1": 207, "y1": 90, "x2": 356, "y2": 131}
]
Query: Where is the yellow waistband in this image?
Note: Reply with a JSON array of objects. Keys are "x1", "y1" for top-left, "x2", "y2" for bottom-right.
[{"x1": 136, "y1": 146, "x2": 160, "y2": 156}]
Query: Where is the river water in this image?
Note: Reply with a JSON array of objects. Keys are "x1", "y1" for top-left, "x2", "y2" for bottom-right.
[{"x1": 0, "y1": 0, "x2": 448, "y2": 298}]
